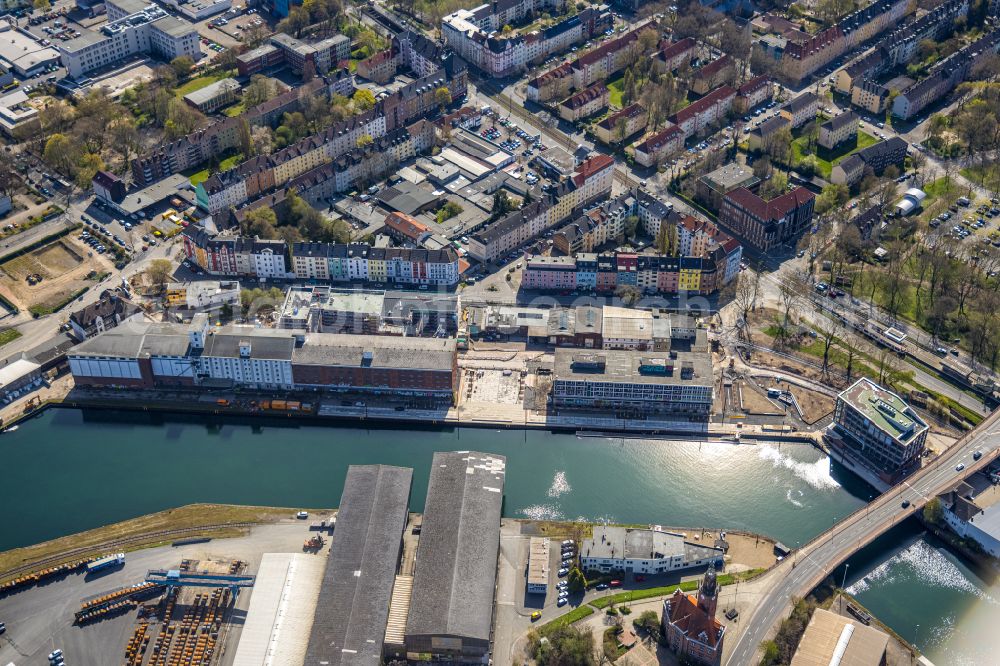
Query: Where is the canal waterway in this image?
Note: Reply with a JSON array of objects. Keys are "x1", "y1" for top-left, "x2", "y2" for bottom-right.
[{"x1": 1, "y1": 408, "x2": 997, "y2": 664}]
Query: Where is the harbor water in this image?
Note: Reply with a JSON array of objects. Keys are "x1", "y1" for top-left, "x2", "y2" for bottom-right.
[{"x1": 0, "y1": 407, "x2": 996, "y2": 664}]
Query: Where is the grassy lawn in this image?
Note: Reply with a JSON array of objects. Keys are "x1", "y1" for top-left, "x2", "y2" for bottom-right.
[
  {"x1": 185, "y1": 151, "x2": 243, "y2": 186},
  {"x1": 924, "y1": 176, "x2": 964, "y2": 203},
  {"x1": 222, "y1": 102, "x2": 246, "y2": 117},
  {"x1": 591, "y1": 570, "x2": 765, "y2": 609},
  {"x1": 174, "y1": 71, "x2": 234, "y2": 98},
  {"x1": 538, "y1": 605, "x2": 595, "y2": 634},
  {"x1": 0, "y1": 328, "x2": 21, "y2": 347},
  {"x1": 188, "y1": 168, "x2": 210, "y2": 187},
  {"x1": 606, "y1": 75, "x2": 624, "y2": 109},
  {"x1": 0, "y1": 503, "x2": 335, "y2": 580},
  {"x1": 792, "y1": 130, "x2": 878, "y2": 179},
  {"x1": 219, "y1": 152, "x2": 244, "y2": 171},
  {"x1": 961, "y1": 166, "x2": 1000, "y2": 193}
]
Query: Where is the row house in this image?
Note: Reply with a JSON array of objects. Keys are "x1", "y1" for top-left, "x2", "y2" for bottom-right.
[
  {"x1": 631, "y1": 124, "x2": 684, "y2": 168},
  {"x1": 522, "y1": 245, "x2": 741, "y2": 295},
  {"x1": 838, "y1": 0, "x2": 969, "y2": 108},
  {"x1": 558, "y1": 82, "x2": 608, "y2": 122},
  {"x1": 468, "y1": 155, "x2": 614, "y2": 262},
  {"x1": 231, "y1": 121, "x2": 434, "y2": 222},
  {"x1": 594, "y1": 103, "x2": 648, "y2": 145},
  {"x1": 765, "y1": 0, "x2": 909, "y2": 84},
  {"x1": 467, "y1": 200, "x2": 552, "y2": 262},
  {"x1": 668, "y1": 86, "x2": 735, "y2": 140},
  {"x1": 718, "y1": 186, "x2": 815, "y2": 252},
  {"x1": 195, "y1": 111, "x2": 395, "y2": 215},
  {"x1": 690, "y1": 55, "x2": 736, "y2": 95},
  {"x1": 892, "y1": 29, "x2": 1000, "y2": 120},
  {"x1": 552, "y1": 193, "x2": 632, "y2": 254},
  {"x1": 130, "y1": 79, "x2": 325, "y2": 186},
  {"x1": 184, "y1": 230, "x2": 461, "y2": 285},
  {"x1": 734, "y1": 75, "x2": 772, "y2": 113}
]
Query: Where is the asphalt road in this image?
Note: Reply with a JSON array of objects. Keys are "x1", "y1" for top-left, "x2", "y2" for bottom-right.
[{"x1": 726, "y1": 407, "x2": 1000, "y2": 666}]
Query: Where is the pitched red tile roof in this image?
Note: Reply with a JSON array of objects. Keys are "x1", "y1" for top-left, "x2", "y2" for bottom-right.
[
  {"x1": 738, "y1": 75, "x2": 770, "y2": 96},
  {"x1": 670, "y1": 86, "x2": 736, "y2": 125},
  {"x1": 667, "y1": 591, "x2": 724, "y2": 649},
  {"x1": 725, "y1": 186, "x2": 815, "y2": 220},
  {"x1": 635, "y1": 124, "x2": 683, "y2": 152}
]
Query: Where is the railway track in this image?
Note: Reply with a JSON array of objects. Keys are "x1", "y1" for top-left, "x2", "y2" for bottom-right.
[{"x1": 0, "y1": 522, "x2": 258, "y2": 582}]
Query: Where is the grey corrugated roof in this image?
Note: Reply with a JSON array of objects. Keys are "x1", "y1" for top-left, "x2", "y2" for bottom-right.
[
  {"x1": 292, "y1": 334, "x2": 456, "y2": 371},
  {"x1": 406, "y1": 452, "x2": 506, "y2": 643},
  {"x1": 305, "y1": 465, "x2": 413, "y2": 666}
]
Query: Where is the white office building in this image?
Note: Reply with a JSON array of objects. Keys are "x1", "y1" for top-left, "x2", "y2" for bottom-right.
[
  {"x1": 59, "y1": 2, "x2": 201, "y2": 79},
  {"x1": 580, "y1": 526, "x2": 724, "y2": 575}
]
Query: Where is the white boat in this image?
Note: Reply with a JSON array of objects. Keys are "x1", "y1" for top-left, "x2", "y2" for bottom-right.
[{"x1": 3, "y1": 425, "x2": 18, "y2": 433}]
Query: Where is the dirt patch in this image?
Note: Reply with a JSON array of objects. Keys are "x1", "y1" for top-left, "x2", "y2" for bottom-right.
[
  {"x1": 748, "y1": 349, "x2": 853, "y2": 390},
  {"x1": 738, "y1": 381, "x2": 785, "y2": 415},
  {"x1": 0, "y1": 236, "x2": 113, "y2": 312},
  {"x1": 756, "y1": 376, "x2": 835, "y2": 424}
]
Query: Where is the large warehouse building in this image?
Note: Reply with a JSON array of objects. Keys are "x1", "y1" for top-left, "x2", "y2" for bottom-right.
[
  {"x1": 402, "y1": 451, "x2": 506, "y2": 663},
  {"x1": 305, "y1": 464, "x2": 413, "y2": 665}
]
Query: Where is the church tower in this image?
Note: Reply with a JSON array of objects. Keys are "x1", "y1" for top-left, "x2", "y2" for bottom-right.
[{"x1": 697, "y1": 562, "x2": 719, "y2": 618}]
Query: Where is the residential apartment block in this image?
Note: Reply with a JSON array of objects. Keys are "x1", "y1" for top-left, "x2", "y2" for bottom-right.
[
  {"x1": 594, "y1": 103, "x2": 647, "y2": 144},
  {"x1": 836, "y1": 0, "x2": 970, "y2": 111},
  {"x1": 892, "y1": 29, "x2": 1000, "y2": 120},
  {"x1": 442, "y1": 0, "x2": 610, "y2": 77},
  {"x1": 183, "y1": 228, "x2": 461, "y2": 286},
  {"x1": 830, "y1": 136, "x2": 907, "y2": 186},
  {"x1": 558, "y1": 82, "x2": 608, "y2": 122},
  {"x1": 467, "y1": 155, "x2": 614, "y2": 262},
  {"x1": 818, "y1": 111, "x2": 859, "y2": 149},
  {"x1": 690, "y1": 55, "x2": 736, "y2": 95},
  {"x1": 668, "y1": 86, "x2": 735, "y2": 140},
  {"x1": 631, "y1": 124, "x2": 685, "y2": 168},
  {"x1": 718, "y1": 186, "x2": 815, "y2": 252},
  {"x1": 734, "y1": 75, "x2": 772, "y2": 113},
  {"x1": 755, "y1": 0, "x2": 909, "y2": 84},
  {"x1": 525, "y1": 22, "x2": 651, "y2": 102},
  {"x1": 778, "y1": 91, "x2": 819, "y2": 129}
]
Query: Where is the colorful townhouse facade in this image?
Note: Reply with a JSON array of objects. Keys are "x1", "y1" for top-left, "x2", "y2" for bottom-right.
[{"x1": 183, "y1": 229, "x2": 461, "y2": 286}]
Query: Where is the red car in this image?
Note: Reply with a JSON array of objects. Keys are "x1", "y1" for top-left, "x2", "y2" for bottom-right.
[{"x1": 609, "y1": 580, "x2": 622, "y2": 588}]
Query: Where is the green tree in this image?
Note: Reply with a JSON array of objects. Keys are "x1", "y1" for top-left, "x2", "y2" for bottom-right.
[
  {"x1": 528, "y1": 626, "x2": 596, "y2": 666},
  {"x1": 924, "y1": 497, "x2": 944, "y2": 525},
  {"x1": 33, "y1": 0, "x2": 51, "y2": 11},
  {"x1": 277, "y1": 5, "x2": 310, "y2": 37},
  {"x1": 434, "y1": 86, "x2": 452, "y2": 111},
  {"x1": 43, "y1": 133, "x2": 81, "y2": 176},
  {"x1": 170, "y1": 56, "x2": 195, "y2": 79},
  {"x1": 242, "y1": 206, "x2": 278, "y2": 239},
  {"x1": 353, "y1": 88, "x2": 376, "y2": 111},
  {"x1": 567, "y1": 566, "x2": 587, "y2": 593},
  {"x1": 491, "y1": 190, "x2": 513, "y2": 220},
  {"x1": 436, "y1": 201, "x2": 463, "y2": 224},
  {"x1": 624, "y1": 215, "x2": 640, "y2": 239},
  {"x1": 356, "y1": 133, "x2": 374, "y2": 148},
  {"x1": 145, "y1": 259, "x2": 173, "y2": 288}
]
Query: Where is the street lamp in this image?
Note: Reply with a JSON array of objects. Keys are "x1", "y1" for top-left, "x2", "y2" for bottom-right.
[{"x1": 841, "y1": 563, "x2": 850, "y2": 591}]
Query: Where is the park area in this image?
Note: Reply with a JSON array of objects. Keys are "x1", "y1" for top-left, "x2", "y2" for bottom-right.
[{"x1": 0, "y1": 235, "x2": 113, "y2": 317}]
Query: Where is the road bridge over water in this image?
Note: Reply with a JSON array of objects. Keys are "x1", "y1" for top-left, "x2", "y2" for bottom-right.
[{"x1": 726, "y1": 408, "x2": 1000, "y2": 665}]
